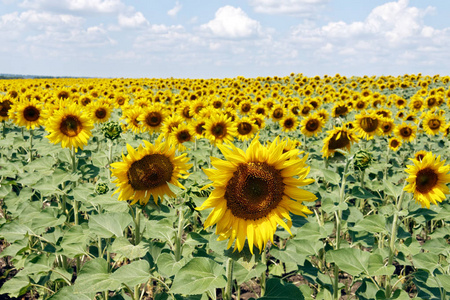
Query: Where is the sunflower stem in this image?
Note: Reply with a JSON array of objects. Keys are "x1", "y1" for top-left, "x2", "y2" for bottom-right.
[
  {"x1": 107, "y1": 140, "x2": 113, "y2": 181},
  {"x1": 385, "y1": 181, "x2": 407, "y2": 298},
  {"x1": 383, "y1": 145, "x2": 390, "y2": 182},
  {"x1": 134, "y1": 207, "x2": 141, "y2": 246},
  {"x1": 224, "y1": 257, "x2": 234, "y2": 300},
  {"x1": 1, "y1": 120, "x2": 5, "y2": 138},
  {"x1": 260, "y1": 247, "x2": 267, "y2": 297},
  {"x1": 28, "y1": 129, "x2": 33, "y2": 162},
  {"x1": 174, "y1": 208, "x2": 184, "y2": 261}
]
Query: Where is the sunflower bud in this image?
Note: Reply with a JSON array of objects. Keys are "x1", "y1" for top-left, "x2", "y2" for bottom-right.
[
  {"x1": 354, "y1": 150, "x2": 373, "y2": 171},
  {"x1": 100, "y1": 121, "x2": 122, "y2": 140},
  {"x1": 95, "y1": 182, "x2": 109, "y2": 195}
]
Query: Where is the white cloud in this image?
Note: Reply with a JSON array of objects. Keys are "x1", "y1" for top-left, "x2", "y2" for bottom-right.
[
  {"x1": 167, "y1": 1, "x2": 182, "y2": 17},
  {"x1": 118, "y1": 12, "x2": 148, "y2": 28},
  {"x1": 200, "y1": 6, "x2": 261, "y2": 38},
  {"x1": 20, "y1": 0, "x2": 125, "y2": 13},
  {"x1": 249, "y1": 0, "x2": 329, "y2": 16}
]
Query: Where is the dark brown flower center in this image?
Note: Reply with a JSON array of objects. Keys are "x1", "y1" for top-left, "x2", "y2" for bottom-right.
[
  {"x1": 390, "y1": 139, "x2": 399, "y2": 148},
  {"x1": 382, "y1": 123, "x2": 392, "y2": 133},
  {"x1": 356, "y1": 101, "x2": 365, "y2": 109},
  {"x1": 415, "y1": 167, "x2": 438, "y2": 194},
  {"x1": 283, "y1": 118, "x2": 295, "y2": 129},
  {"x1": 95, "y1": 108, "x2": 107, "y2": 120},
  {"x1": 256, "y1": 107, "x2": 265, "y2": 115},
  {"x1": 211, "y1": 122, "x2": 226, "y2": 138},
  {"x1": 334, "y1": 105, "x2": 348, "y2": 116},
  {"x1": 176, "y1": 130, "x2": 191, "y2": 143},
  {"x1": 328, "y1": 131, "x2": 350, "y2": 150},
  {"x1": 213, "y1": 101, "x2": 223, "y2": 109},
  {"x1": 195, "y1": 122, "x2": 205, "y2": 135},
  {"x1": 428, "y1": 119, "x2": 441, "y2": 130},
  {"x1": 182, "y1": 106, "x2": 193, "y2": 119},
  {"x1": 60, "y1": 115, "x2": 82, "y2": 137},
  {"x1": 58, "y1": 91, "x2": 70, "y2": 99},
  {"x1": 305, "y1": 119, "x2": 319, "y2": 132},
  {"x1": 237, "y1": 122, "x2": 253, "y2": 135},
  {"x1": 145, "y1": 112, "x2": 162, "y2": 127},
  {"x1": 241, "y1": 103, "x2": 251, "y2": 113},
  {"x1": 400, "y1": 127, "x2": 412, "y2": 138},
  {"x1": 360, "y1": 117, "x2": 379, "y2": 133},
  {"x1": 225, "y1": 162, "x2": 285, "y2": 220},
  {"x1": 0, "y1": 100, "x2": 12, "y2": 117},
  {"x1": 272, "y1": 108, "x2": 284, "y2": 119},
  {"x1": 127, "y1": 154, "x2": 174, "y2": 191},
  {"x1": 23, "y1": 106, "x2": 40, "y2": 121}
]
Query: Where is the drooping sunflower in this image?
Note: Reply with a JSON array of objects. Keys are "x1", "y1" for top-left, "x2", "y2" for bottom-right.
[
  {"x1": 321, "y1": 127, "x2": 359, "y2": 158},
  {"x1": 353, "y1": 111, "x2": 382, "y2": 140},
  {"x1": 111, "y1": 137, "x2": 191, "y2": 205},
  {"x1": 388, "y1": 137, "x2": 402, "y2": 151},
  {"x1": 331, "y1": 101, "x2": 350, "y2": 118},
  {"x1": 395, "y1": 123, "x2": 416, "y2": 143},
  {"x1": 404, "y1": 152, "x2": 450, "y2": 208},
  {"x1": 422, "y1": 112, "x2": 445, "y2": 135},
  {"x1": 300, "y1": 114, "x2": 324, "y2": 137},
  {"x1": 196, "y1": 136, "x2": 317, "y2": 253},
  {"x1": 45, "y1": 103, "x2": 94, "y2": 150},
  {"x1": 9, "y1": 98, "x2": 45, "y2": 130},
  {"x1": 204, "y1": 113, "x2": 237, "y2": 145}
]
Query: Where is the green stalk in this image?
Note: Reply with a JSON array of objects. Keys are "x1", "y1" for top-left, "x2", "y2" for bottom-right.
[
  {"x1": 224, "y1": 257, "x2": 234, "y2": 300},
  {"x1": 174, "y1": 208, "x2": 184, "y2": 261},
  {"x1": 333, "y1": 157, "x2": 352, "y2": 300},
  {"x1": 383, "y1": 146, "x2": 390, "y2": 182},
  {"x1": 385, "y1": 182, "x2": 407, "y2": 298},
  {"x1": 29, "y1": 129, "x2": 33, "y2": 162},
  {"x1": 134, "y1": 207, "x2": 142, "y2": 246},
  {"x1": 107, "y1": 140, "x2": 113, "y2": 181},
  {"x1": 2, "y1": 120, "x2": 5, "y2": 138},
  {"x1": 260, "y1": 247, "x2": 267, "y2": 297}
]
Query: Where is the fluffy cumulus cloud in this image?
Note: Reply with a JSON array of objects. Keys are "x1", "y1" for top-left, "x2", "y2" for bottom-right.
[
  {"x1": 248, "y1": 0, "x2": 329, "y2": 16},
  {"x1": 118, "y1": 11, "x2": 148, "y2": 28},
  {"x1": 289, "y1": 0, "x2": 450, "y2": 74},
  {"x1": 200, "y1": 5, "x2": 261, "y2": 38}
]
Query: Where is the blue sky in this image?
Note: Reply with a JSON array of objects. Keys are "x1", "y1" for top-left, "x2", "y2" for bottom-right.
[{"x1": 1, "y1": 0, "x2": 449, "y2": 78}]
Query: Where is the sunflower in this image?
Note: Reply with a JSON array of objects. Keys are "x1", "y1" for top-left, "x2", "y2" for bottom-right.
[
  {"x1": 422, "y1": 112, "x2": 445, "y2": 135},
  {"x1": 111, "y1": 137, "x2": 191, "y2": 205},
  {"x1": 331, "y1": 101, "x2": 350, "y2": 118},
  {"x1": 121, "y1": 106, "x2": 143, "y2": 134},
  {"x1": 9, "y1": 98, "x2": 45, "y2": 130},
  {"x1": 0, "y1": 97, "x2": 13, "y2": 121},
  {"x1": 204, "y1": 113, "x2": 237, "y2": 145},
  {"x1": 404, "y1": 152, "x2": 450, "y2": 208},
  {"x1": 193, "y1": 119, "x2": 206, "y2": 138},
  {"x1": 161, "y1": 114, "x2": 184, "y2": 137},
  {"x1": 388, "y1": 137, "x2": 402, "y2": 151},
  {"x1": 300, "y1": 115, "x2": 324, "y2": 137},
  {"x1": 45, "y1": 103, "x2": 94, "y2": 150},
  {"x1": 395, "y1": 123, "x2": 416, "y2": 142},
  {"x1": 353, "y1": 111, "x2": 382, "y2": 140},
  {"x1": 414, "y1": 150, "x2": 428, "y2": 161},
  {"x1": 235, "y1": 116, "x2": 258, "y2": 141},
  {"x1": 321, "y1": 127, "x2": 359, "y2": 158},
  {"x1": 239, "y1": 100, "x2": 253, "y2": 115},
  {"x1": 270, "y1": 104, "x2": 285, "y2": 121},
  {"x1": 196, "y1": 136, "x2": 316, "y2": 253},
  {"x1": 138, "y1": 103, "x2": 167, "y2": 134},
  {"x1": 280, "y1": 114, "x2": 299, "y2": 133},
  {"x1": 169, "y1": 123, "x2": 195, "y2": 151},
  {"x1": 88, "y1": 100, "x2": 112, "y2": 124},
  {"x1": 114, "y1": 94, "x2": 129, "y2": 109},
  {"x1": 380, "y1": 117, "x2": 395, "y2": 136},
  {"x1": 253, "y1": 104, "x2": 267, "y2": 116}
]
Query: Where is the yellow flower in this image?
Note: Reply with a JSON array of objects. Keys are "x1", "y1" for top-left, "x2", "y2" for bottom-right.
[
  {"x1": 388, "y1": 137, "x2": 402, "y2": 151},
  {"x1": 9, "y1": 98, "x2": 45, "y2": 130},
  {"x1": 197, "y1": 136, "x2": 316, "y2": 254},
  {"x1": 300, "y1": 114, "x2": 324, "y2": 137},
  {"x1": 395, "y1": 123, "x2": 416, "y2": 143},
  {"x1": 111, "y1": 137, "x2": 191, "y2": 205},
  {"x1": 404, "y1": 152, "x2": 450, "y2": 208},
  {"x1": 204, "y1": 113, "x2": 237, "y2": 145},
  {"x1": 322, "y1": 127, "x2": 358, "y2": 158},
  {"x1": 45, "y1": 103, "x2": 93, "y2": 150}
]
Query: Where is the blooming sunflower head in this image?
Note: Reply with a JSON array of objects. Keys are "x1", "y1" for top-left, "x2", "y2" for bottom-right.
[
  {"x1": 111, "y1": 137, "x2": 192, "y2": 205},
  {"x1": 404, "y1": 152, "x2": 450, "y2": 208},
  {"x1": 196, "y1": 136, "x2": 317, "y2": 254}
]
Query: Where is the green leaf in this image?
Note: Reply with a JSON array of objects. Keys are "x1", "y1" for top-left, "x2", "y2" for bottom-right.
[
  {"x1": 58, "y1": 224, "x2": 90, "y2": 257},
  {"x1": 0, "y1": 220, "x2": 31, "y2": 243},
  {"x1": 156, "y1": 253, "x2": 188, "y2": 277},
  {"x1": 234, "y1": 261, "x2": 266, "y2": 286},
  {"x1": 422, "y1": 238, "x2": 449, "y2": 255},
  {"x1": 321, "y1": 197, "x2": 348, "y2": 214},
  {"x1": 111, "y1": 237, "x2": 148, "y2": 260},
  {"x1": 49, "y1": 285, "x2": 94, "y2": 300},
  {"x1": 30, "y1": 208, "x2": 66, "y2": 232},
  {"x1": 412, "y1": 253, "x2": 440, "y2": 273},
  {"x1": 89, "y1": 212, "x2": 132, "y2": 238},
  {"x1": 270, "y1": 242, "x2": 306, "y2": 266},
  {"x1": 352, "y1": 214, "x2": 387, "y2": 234},
  {"x1": 350, "y1": 186, "x2": 375, "y2": 199},
  {"x1": 322, "y1": 169, "x2": 341, "y2": 185},
  {"x1": 435, "y1": 274, "x2": 450, "y2": 292},
  {"x1": 143, "y1": 218, "x2": 175, "y2": 243},
  {"x1": 0, "y1": 273, "x2": 30, "y2": 298},
  {"x1": 384, "y1": 181, "x2": 401, "y2": 199},
  {"x1": 74, "y1": 258, "x2": 121, "y2": 293},
  {"x1": 22, "y1": 253, "x2": 55, "y2": 275},
  {"x1": 367, "y1": 254, "x2": 395, "y2": 276},
  {"x1": 170, "y1": 257, "x2": 226, "y2": 295},
  {"x1": 327, "y1": 248, "x2": 370, "y2": 276},
  {"x1": 110, "y1": 260, "x2": 151, "y2": 288},
  {"x1": 295, "y1": 222, "x2": 328, "y2": 241},
  {"x1": 258, "y1": 278, "x2": 305, "y2": 300}
]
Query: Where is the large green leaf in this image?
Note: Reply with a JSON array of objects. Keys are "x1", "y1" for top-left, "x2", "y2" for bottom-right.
[
  {"x1": 49, "y1": 285, "x2": 93, "y2": 300},
  {"x1": 88, "y1": 212, "x2": 132, "y2": 238},
  {"x1": 352, "y1": 214, "x2": 387, "y2": 234},
  {"x1": 0, "y1": 220, "x2": 31, "y2": 243},
  {"x1": 170, "y1": 257, "x2": 226, "y2": 295},
  {"x1": 322, "y1": 169, "x2": 341, "y2": 185},
  {"x1": 270, "y1": 242, "x2": 306, "y2": 266},
  {"x1": 58, "y1": 224, "x2": 90, "y2": 257},
  {"x1": 234, "y1": 260, "x2": 266, "y2": 286},
  {"x1": 0, "y1": 273, "x2": 30, "y2": 298},
  {"x1": 327, "y1": 248, "x2": 370, "y2": 276},
  {"x1": 111, "y1": 237, "x2": 148, "y2": 260},
  {"x1": 258, "y1": 278, "x2": 305, "y2": 300},
  {"x1": 367, "y1": 254, "x2": 395, "y2": 276},
  {"x1": 74, "y1": 258, "x2": 121, "y2": 293},
  {"x1": 156, "y1": 253, "x2": 188, "y2": 277},
  {"x1": 110, "y1": 260, "x2": 151, "y2": 288},
  {"x1": 412, "y1": 252, "x2": 440, "y2": 273}
]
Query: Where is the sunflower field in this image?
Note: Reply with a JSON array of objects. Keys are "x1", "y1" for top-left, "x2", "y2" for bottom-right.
[{"x1": 0, "y1": 74, "x2": 449, "y2": 300}]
